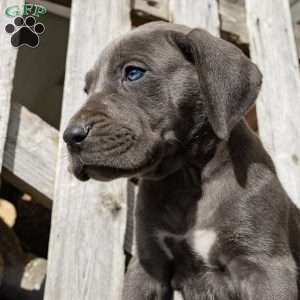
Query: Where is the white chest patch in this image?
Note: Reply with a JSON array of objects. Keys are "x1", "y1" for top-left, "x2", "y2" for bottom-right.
[
  {"x1": 173, "y1": 290, "x2": 184, "y2": 300},
  {"x1": 156, "y1": 229, "x2": 217, "y2": 263},
  {"x1": 191, "y1": 229, "x2": 217, "y2": 263}
]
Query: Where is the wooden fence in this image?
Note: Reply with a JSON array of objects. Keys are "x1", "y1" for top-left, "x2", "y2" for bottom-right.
[{"x1": 0, "y1": 0, "x2": 300, "y2": 299}]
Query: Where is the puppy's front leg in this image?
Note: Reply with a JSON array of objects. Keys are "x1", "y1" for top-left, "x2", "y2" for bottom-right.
[
  {"x1": 180, "y1": 255, "x2": 298, "y2": 300},
  {"x1": 122, "y1": 257, "x2": 173, "y2": 300},
  {"x1": 228, "y1": 255, "x2": 298, "y2": 300}
]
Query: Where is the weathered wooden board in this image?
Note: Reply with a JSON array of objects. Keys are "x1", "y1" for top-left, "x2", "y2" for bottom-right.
[
  {"x1": 133, "y1": 0, "x2": 247, "y2": 43},
  {"x1": 246, "y1": 0, "x2": 300, "y2": 206},
  {"x1": 44, "y1": 0, "x2": 131, "y2": 299},
  {"x1": 169, "y1": 0, "x2": 219, "y2": 36},
  {"x1": 291, "y1": 0, "x2": 300, "y2": 6},
  {"x1": 133, "y1": 0, "x2": 300, "y2": 49},
  {"x1": 38, "y1": 0, "x2": 70, "y2": 18},
  {"x1": 134, "y1": 0, "x2": 169, "y2": 20},
  {"x1": 0, "y1": 0, "x2": 19, "y2": 177},
  {"x1": 3, "y1": 102, "x2": 57, "y2": 205},
  {"x1": 291, "y1": 0, "x2": 300, "y2": 23},
  {"x1": 32, "y1": 0, "x2": 300, "y2": 51},
  {"x1": 219, "y1": 0, "x2": 248, "y2": 43},
  {"x1": 169, "y1": 2, "x2": 220, "y2": 299}
]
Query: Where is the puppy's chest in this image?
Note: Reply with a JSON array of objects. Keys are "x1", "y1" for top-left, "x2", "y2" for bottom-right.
[
  {"x1": 156, "y1": 227, "x2": 218, "y2": 264},
  {"x1": 155, "y1": 194, "x2": 221, "y2": 264},
  {"x1": 140, "y1": 178, "x2": 230, "y2": 265}
]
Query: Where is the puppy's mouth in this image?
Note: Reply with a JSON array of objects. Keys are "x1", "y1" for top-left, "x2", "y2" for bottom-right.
[
  {"x1": 68, "y1": 144, "x2": 163, "y2": 182},
  {"x1": 73, "y1": 163, "x2": 153, "y2": 182}
]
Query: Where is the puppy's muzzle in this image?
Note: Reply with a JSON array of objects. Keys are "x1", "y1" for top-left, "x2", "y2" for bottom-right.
[{"x1": 63, "y1": 94, "x2": 163, "y2": 181}]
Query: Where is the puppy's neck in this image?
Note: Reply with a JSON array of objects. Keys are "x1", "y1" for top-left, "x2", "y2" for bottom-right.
[
  {"x1": 137, "y1": 141, "x2": 227, "y2": 218},
  {"x1": 140, "y1": 121, "x2": 263, "y2": 191},
  {"x1": 140, "y1": 135, "x2": 224, "y2": 192},
  {"x1": 142, "y1": 121, "x2": 219, "y2": 182},
  {"x1": 201, "y1": 141, "x2": 229, "y2": 182},
  {"x1": 178, "y1": 140, "x2": 229, "y2": 189}
]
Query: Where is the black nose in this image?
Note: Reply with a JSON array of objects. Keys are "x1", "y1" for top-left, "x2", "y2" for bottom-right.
[{"x1": 63, "y1": 124, "x2": 90, "y2": 144}]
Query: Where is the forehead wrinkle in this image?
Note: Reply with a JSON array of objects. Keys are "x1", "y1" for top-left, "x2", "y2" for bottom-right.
[
  {"x1": 98, "y1": 38, "x2": 156, "y2": 76},
  {"x1": 112, "y1": 37, "x2": 152, "y2": 65},
  {"x1": 116, "y1": 36, "x2": 178, "y2": 69},
  {"x1": 95, "y1": 22, "x2": 191, "y2": 71}
]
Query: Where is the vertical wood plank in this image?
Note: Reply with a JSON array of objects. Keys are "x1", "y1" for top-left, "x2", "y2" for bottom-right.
[
  {"x1": 44, "y1": 1, "x2": 131, "y2": 299},
  {"x1": 0, "y1": 0, "x2": 18, "y2": 175},
  {"x1": 246, "y1": 0, "x2": 300, "y2": 206},
  {"x1": 169, "y1": 0, "x2": 220, "y2": 36},
  {"x1": 169, "y1": 3, "x2": 220, "y2": 300}
]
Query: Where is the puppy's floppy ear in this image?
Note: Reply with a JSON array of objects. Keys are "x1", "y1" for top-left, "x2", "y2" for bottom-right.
[{"x1": 173, "y1": 28, "x2": 262, "y2": 140}]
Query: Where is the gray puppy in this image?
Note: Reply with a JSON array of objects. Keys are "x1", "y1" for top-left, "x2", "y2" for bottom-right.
[{"x1": 63, "y1": 22, "x2": 300, "y2": 299}]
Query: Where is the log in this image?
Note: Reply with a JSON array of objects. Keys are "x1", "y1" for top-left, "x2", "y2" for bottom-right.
[
  {"x1": 44, "y1": 1, "x2": 131, "y2": 299},
  {"x1": 0, "y1": 198, "x2": 17, "y2": 227},
  {"x1": 246, "y1": 0, "x2": 300, "y2": 206}
]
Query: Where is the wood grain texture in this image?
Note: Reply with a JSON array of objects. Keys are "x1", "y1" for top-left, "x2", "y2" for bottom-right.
[
  {"x1": 3, "y1": 102, "x2": 57, "y2": 204},
  {"x1": 170, "y1": 3, "x2": 220, "y2": 299},
  {"x1": 135, "y1": 0, "x2": 246, "y2": 42},
  {"x1": 135, "y1": 0, "x2": 300, "y2": 49},
  {"x1": 169, "y1": 0, "x2": 220, "y2": 36},
  {"x1": 44, "y1": 0, "x2": 131, "y2": 299},
  {"x1": 246, "y1": 0, "x2": 300, "y2": 206},
  {"x1": 134, "y1": 0, "x2": 170, "y2": 20},
  {"x1": 291, "y1": 0, "x2": 300, "y2": 23},
  {"x1": 219, "y1": 0, "x2": 248, "y2": 43},
  {"x1": 0, "y1": 0, "x2": 18, "y2": 175}
]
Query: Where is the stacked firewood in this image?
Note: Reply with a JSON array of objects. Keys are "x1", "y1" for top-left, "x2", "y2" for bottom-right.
[{"x1": 0, "y1": 198, "x2": 46, "y2": 300}]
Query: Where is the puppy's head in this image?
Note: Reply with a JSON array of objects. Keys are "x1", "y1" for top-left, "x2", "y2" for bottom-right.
[{"x1": 64, "y1": 22, "x2": 262, "y2": 182}]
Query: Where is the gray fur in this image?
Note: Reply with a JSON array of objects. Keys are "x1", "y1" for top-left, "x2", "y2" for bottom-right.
[{"x1": 63, "y1": 21, "x2": 300, "y2": 299}]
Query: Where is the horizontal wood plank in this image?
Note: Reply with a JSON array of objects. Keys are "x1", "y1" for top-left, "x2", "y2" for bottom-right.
[{"x1": 3, "y1": 102, "x2": 58, "y2": 205}]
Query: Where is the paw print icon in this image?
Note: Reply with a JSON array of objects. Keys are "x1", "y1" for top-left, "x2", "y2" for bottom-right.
[{"x1": 5, "y1": 16, "x2": 45, "y2": 48}]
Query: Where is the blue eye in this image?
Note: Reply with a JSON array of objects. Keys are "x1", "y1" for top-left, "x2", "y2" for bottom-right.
[{"x1": 125, "y1": 66, "x2": 145, "y2": 81}]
